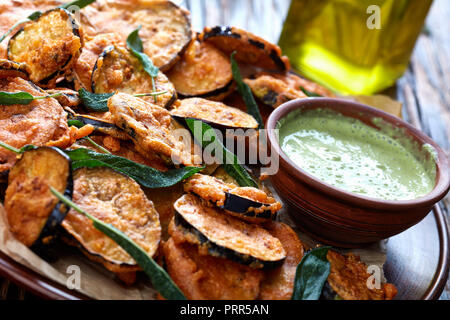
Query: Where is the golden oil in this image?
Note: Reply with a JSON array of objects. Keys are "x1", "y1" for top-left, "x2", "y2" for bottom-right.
[{"x1": 279, "y1": 0, "x2": 433, "y2": 95}]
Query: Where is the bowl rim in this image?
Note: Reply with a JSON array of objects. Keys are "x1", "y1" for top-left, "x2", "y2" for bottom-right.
[{"x1": 266, "y1": 97, "x2": 450, "y2": 210}]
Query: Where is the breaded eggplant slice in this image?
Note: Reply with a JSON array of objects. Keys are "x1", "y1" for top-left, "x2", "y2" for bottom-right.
[
  {"x1": 7, "y1": 8, "x2": 83, "y2": 87},
  {"x1": 69, "y1": 113, "x2": 130, "y2": 141},
  {"x1": 61, "y1": 167, "x2": 161, "y2": 272},
  {"x1": 171, "y1": 98, "x2": 258, "y2": 130},
  {"x1": 0, "y1": 59, "x2": 29, "y2": 79},
  {"x1": 108, "y1": 92, "x2": 199, "y2": 166},
  {"x1": 46, "y1": 88, "x2": 81, "y2": 107},
  {"x1": 0, "y1": 77, "x2": 71, "y2": 173},
  {"x1": 167, "y1": 38, "x2": 233, "y2": 100},
  {"x1": 245, "y1": 72, "x2": 335, "y2": 108},
  {"x1": 174, "y1": 194, "x2": 286, "y2": 269},
  {"x1": 81, "y1": 0, "x2": 192, "y2": 71},
  {"x1": 4, "y1": 147, "x2": 72, "y2": 247},
  {"x1": 259, "y1": 222, "x2": 304, "y2": 300},
  {"x1": 184, "y1": 174, "x2": 281, "y2": 222},
  {"x1": 163, "y1": 222, "x2": 264, "y2": 300},
  {"x1": 200, "y1": 26, "x2": 290, "y2": 72},
  {"x1": 324, "y1": 250, "x2": 397, "y2": 300},
  {"x1": 92, "y1": 45, "x2": 176, "y2": 108},
  {"x1": 73, "y1": 33, "x2": 123, "y2": 90}
]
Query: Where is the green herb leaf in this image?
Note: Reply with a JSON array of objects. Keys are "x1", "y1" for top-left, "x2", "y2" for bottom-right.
[
  {"x1": 292, "y1": 246, "x2": 331, "y2": 300},
  {"x1": 231, "y1": 52, "x2": 264, "y2": 129},
  {"x1": 27, "y1": 11, "x2": 43, "y2": 21},
  {"x1": 300, "y1": 87, "x2": 323, "y2": 97},
  {"x1": 78, "y1": 88, "x2": 113, "y2": 112},
  {"x1": 0, "y1": 91, "x2": 35, "y2": 105},
  {"x1": 59, "y1": 0, "x2": 96, "y2": 10},
  {"x1": 67, "y1": 119, "x2": 85, "y2": 128},
  {"x1": 0, "y1": 91, "x2": 62, "y2": 105},
  {"x1": 184, "y1": 118, "x2": 258, "y2": 188},
  {"x1": 65, "y1": 148, "x2": 203, "y2": 188},
  {"x1": 50, "y1": 187, "x2": 186, "y2": 300},
  {"x1": 0, "y1": 141, "x2": 37, "y2": 154},
  {"x1": 126, "y1": 26, "x2": 159, "y2": 102}
]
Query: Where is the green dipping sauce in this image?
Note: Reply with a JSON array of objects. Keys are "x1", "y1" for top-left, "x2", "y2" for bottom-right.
[{"x1": 278, "y1": 108, "x2": 436, "y2": 201}]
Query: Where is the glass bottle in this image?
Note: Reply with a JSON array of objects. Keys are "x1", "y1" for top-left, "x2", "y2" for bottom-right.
[{"x1": 278, "y1": 0, "x2": 433, "y2": 95}]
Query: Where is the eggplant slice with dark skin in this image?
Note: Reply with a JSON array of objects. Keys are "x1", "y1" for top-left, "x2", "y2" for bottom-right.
[
  {"x1": 91, "y1": 45, "x2": 177, "y2": 109},
  {"x1": 173, "y1": 194, "x2": 286, "y2": 269},
  {"x1": 7, "y1": 8, "x2": 83, "y2": 88},
  {"x1": 184, "y1": 174, "x2": 281, "y2": 222},
  {"x1": 167, "y1": 38, "x2": 234, "y2": 101},
  {"x1": 4, "y1": 147, "x2": 73, "y2": 247},
  {"x1": 200, "y1": 26, "x2": 290, "y2": 72},
  {"x1": 171, "y1": 98, "x2": 259, "y2": 131},
  {"x1": 81, "y1": 0, "x2": 193, "y2": 72},
  {"x1": 61, "y1": 167, "x2": 161, "y2": 275},
  {"x1": 0, "y1": 59, "x2": 29, "y2": 80},
  {"x1": 69, "y1": 113, "x2": 130, "y2": 141}
]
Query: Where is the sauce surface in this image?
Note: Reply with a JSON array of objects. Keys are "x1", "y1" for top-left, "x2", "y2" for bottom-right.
[{"x1": 278, "y1": 109, "x2": 436, "y2": 200}]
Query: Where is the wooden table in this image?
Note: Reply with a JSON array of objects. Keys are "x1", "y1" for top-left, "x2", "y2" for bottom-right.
[{"x1": 185, "y1": 0, "x2": 450, "y2": 300}]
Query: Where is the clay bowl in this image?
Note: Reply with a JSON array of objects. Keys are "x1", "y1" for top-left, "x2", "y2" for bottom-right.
[{"x1": 266, "y1": 98, "x2": 450, "y2": 248}]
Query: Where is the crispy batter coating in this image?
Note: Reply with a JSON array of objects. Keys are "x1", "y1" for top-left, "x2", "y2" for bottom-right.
[
  {"x1": 0, "y1": 1, "x2": 59, "y2": 59},
  {"x1": 62, "y1": 167, "x2": 161, "y2": 269},
  {"x1": 259, "y1": 222, "x2": 304, "y2": 300},
  {"x1": 174, "y1": 194, "x2": 286, "y2": 267},
  {"x1": 327, "y1": 250, "x2": 397, "y2": 300},
  {"x1": 80, "y1": 0, "x2": 192, "y2": 71},
  {"x1": 92, "y1": 45, "x2": 176, "y2": 108},
  {"x1": 200, "y1": 26, "x2": 290, "y2": 72},
  {"x1": 163, "y1": 222, "x2": 264, "y2": 300},
  {"x1": 244, "y1": 72, "x2": 335, "y2": 108},
  {"x1": 0, "y1": 77, "x2": 71, "y2": 173},
  {"x1": 8, "y1": 8, "x2": 83, "y2": 87},
  {"x1": 5, "y1": 148, "x2": 70, "y2": 247},
  {"x1": 73, "y1": 33, "x2": 123, "y2": 91},
  {"x1": 172, "y1": 98, "x2": 258, "y2": 129},
  {"x1": 108, "y1": 92, "x2": 200, "y2": 166},
  {"x1": 184, "y1": 173, "x2": 281, "y2": 216},
  {"x1": 167, "y1": 39, "x2": 233, "y2": 100}
]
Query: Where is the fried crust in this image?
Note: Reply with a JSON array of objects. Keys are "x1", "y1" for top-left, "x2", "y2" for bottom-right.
[
  {"x1": 163, "y1": 222, "x2": 264, "y2": 300},
  {"x1": 259, "y1": 222, "x2": 304, "y2": 300}
]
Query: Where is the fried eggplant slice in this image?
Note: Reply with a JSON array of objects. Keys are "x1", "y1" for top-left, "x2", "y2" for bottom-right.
[
  {"x1": 73, "y1": 33, "x2": 123, "y2": 90},
  {"x1": 325, "y1": 250, "x2": 397, "y2": 300},
  {"x1": 92, "y1": 45, "x2": 176, "y2": 108},
  {"x1": 163, "y1": 223, "x2": 264, "y2": 300},
  {"x1": 4, "y1": 147, "x2": 72, "y2": 247},
  {"x1": 46, "y1": 88, "x2": 81, "y2": 107},
  {"x1": 69, "y1": 113, "x2": 130, "y2": 141},
  {"x1": 171, "y1": 98, "x2": 258, "y2": 130},
  {"x1": 173, "y1": 194, "x2": 286, "y2": 269},
  {"x1": 200, "y1": 26, "x2": 290, "y2": 72},
  {"x1": 167, "y1": 38, "x2": 233, "y2": 100},
  {"x1": 184, "y1": 174, "x2": 281, "y2": 222},
  {"x1": 244, "y1": 72, "x2": 335, "y2": 108},
  {"x1": 108, "y1": 92, "x2": 199, "y2": 166},
  {"x1": 7, "y1": 8, "x2": 83, "y2": 87},
  {"x1": 81, "y1": 0, "x2": 192, "y2": 71},
  {"x1": 0, "y1": 59, "x2": 29, "y2": 79},
  {"x1": 61, "y1": 167, "x2": 161, "y2": 272},
  {"x1": 259, "y1": 222, "x2": 304, "y2": 300},
  {"x1": 0, "y1": 77, "x2": 71, "y2": 173}
]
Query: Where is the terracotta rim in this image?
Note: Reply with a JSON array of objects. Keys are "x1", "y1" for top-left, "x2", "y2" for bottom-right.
[{"x1": 267, "y1": 98, "x2": 450, "y2": 211}]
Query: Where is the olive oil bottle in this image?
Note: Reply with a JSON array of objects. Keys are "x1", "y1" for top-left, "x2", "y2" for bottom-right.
[{"x1": 278, "y1": 0, "x2": 433, "y2": 95}]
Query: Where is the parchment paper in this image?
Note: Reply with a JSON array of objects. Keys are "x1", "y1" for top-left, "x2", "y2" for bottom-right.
[{"x1": 0, "y1": 95, "x2": 401, "y2": 299}]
